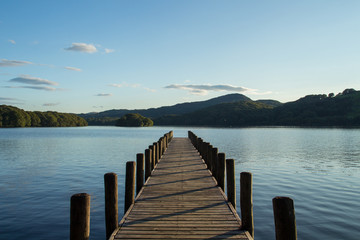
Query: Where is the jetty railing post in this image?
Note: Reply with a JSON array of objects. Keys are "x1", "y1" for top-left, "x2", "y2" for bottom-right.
[
  {"x1": 240, "y1": 172, "x2": 254, "y2": 238},
  {"x1": 104, "y1": 173, "x2": 118, "y2": 239},
  {"x1": 208, "y1": 144, "x2": 213, "y2": 173},
  {"x1": 136, "y1": 153, "x2": 144, "y2": 195},
  {"x1": 218, "y1": 153, "x2": 226, "y2": 191},
  {"x1": 272, "y1": 196, "x2": 297, "y2": 240},
  {"x1": 212, "y1": 147, "x2": 218, "y2": 180},
  {"x1": 226, "y1": 159, "x2": 236, "y2": 208},
  {"x1": 70, "y1": 193, "x2": 90, "y2": 240},
  {"x1": 145, "y1": 149, "x2": 152, "y2": 181},
  {"x1": 158, "y1": 140, "x2": 163, "y2": 159},
  {"x1": 149, "y1": 145, "x2": 155, "y2": 170},
  {"x1": 124, "y1": 161, "x2": 136, "y2": 214},
  {"x1": 153, "y1": 142, "x2": 159, "y2": 165}
]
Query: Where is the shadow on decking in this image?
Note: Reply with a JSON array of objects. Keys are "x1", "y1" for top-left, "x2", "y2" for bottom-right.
[{"x1": 124, "y1": 201, "x2": 227, "y2": 226}]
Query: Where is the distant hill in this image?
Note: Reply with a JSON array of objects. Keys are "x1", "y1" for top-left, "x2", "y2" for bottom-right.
[
  {"x1": 154, "y1": 88, "x2": 360, "y2": 127},
  {"x1": 79, "y1": 93, "x2": 259, "y2": 125}
]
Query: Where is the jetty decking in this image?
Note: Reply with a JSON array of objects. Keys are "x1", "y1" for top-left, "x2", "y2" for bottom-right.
[{"x1": 111, "y1": 137, "x2": 253, "y2": 240}]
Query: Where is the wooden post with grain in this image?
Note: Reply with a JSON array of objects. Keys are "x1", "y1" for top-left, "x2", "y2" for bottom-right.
[
  {"x1": 136, "y1": 153, "x2": 144, "y2": 195},
  {"x1": 241, "y1": 172, "x2": 254, "y2": 238},
  {"x1": 226, "y1": 159, "x2": 236, "y2": 208},
  {"x1": 273, "y1": 196, "x2": 297, "y2": 240},
  {"x1": 104, "y1": 173, "x2": 118, "y2": 239},
  {"x1": 70, "y1": 193, "x2": 90, "y2": 240},
  {"x1": 145, "y1": 148, "x2": 152, "y2": 181},
  {"x1": 218, "y1": 152, "x2": 226, "y2": 191},
  {"x1": 124, "y1": 161, "x2": 136, "y2": 214}
]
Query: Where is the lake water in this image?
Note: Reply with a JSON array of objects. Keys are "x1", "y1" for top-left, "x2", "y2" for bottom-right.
[{"x1": 0, "y1": 127, "x2": 359, "y2": 240}]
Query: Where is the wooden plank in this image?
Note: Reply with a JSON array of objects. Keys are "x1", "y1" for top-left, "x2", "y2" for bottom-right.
[{"x1": 111, "y1": 138, "x2": 252, "y2": 240}]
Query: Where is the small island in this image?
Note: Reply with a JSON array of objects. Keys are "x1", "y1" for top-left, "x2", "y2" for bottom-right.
[{"x1": 116, "y1": 113, "x2": 153, "y2": 127}]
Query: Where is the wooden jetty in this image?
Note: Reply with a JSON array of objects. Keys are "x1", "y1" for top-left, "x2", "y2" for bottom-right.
[
  {"x1": 70, "y1": 131, "x2": 297, "y2": 240},
  {"x1": 110, "y1": 137, "x2": 253, "y2": 240}
]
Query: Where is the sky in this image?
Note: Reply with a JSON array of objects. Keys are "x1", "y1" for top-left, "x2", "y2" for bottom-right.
[{"x1": 1, "y1": 0, "x2": 360, "y2": 113}]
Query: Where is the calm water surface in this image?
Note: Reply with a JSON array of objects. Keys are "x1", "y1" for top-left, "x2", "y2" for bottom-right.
[{"x1": 0, "y1": 127, "x2": 359, "y2": 239}]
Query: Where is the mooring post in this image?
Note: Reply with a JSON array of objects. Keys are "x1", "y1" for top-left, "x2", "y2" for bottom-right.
[
  {"x1": 218, "y1": 153, "x2": 226, "y2": 191},
  {"x1": 104, "y1": 173, "x2": 118, "y2": 239},
  {"x1": 240, "y1": 172, "x2": 254, "y2": 238},
  {"x1": 212, "y1": 147, "x2": 218, "y2": 180},
  {"x1": 208, "y1": 144, "x2": 213, "y2": 173},
  {"x1": 153, "y1": 142, "x2": 159, "y2": 165},
  {"x1": 149, "y1": 145, "x2": 155, "y2": 170},
  {"x1": 70, "y1": 193, "x2": 90, "y2": 240},
  {"x1": 226, "y1": 159, "x2": 236, "y2": 208},
  {"x1": 158, "y1": 140, "x2": 162, "y2": 159},
  {"x1": 124, "y1": 161, "x2": 136, "y2": 214},
  {"x1": 273, "y1": 196, "x2": 297, "y2": 240},
  {"x1": 145, "y1": 149, "x2": 152, "y2": 181},
  {"x1": 136, "y1": 153, "x2": 144, "y2": 195}
]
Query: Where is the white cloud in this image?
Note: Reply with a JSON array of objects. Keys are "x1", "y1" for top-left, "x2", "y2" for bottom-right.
[
  {"x1": 105, "y1": 48, "x2": 115, "y2": 54},
  {"x1": 164, "y1": 84, "x2": 253, "y2": 95},
  {"x1": 8, "y1": 39, "x2": 16, "y2": 44},
  {"x1": 9, "y1": 75, "x2": 58, "y2": 86},
  {"x1": 0, "y1": 59, "x2": 33, "y2": 67},
  {"x1": 4, "y1": 86, "x2": 57, "y2": 91},
  {"x1": 96, "y1": 93, "x2": 112, "y2": 97},
  {"x1": 109, "y1": 83, "x2": 123, "y2": 88},
  {"x1": 65, "y1": 66, "x2": 82, "y2": 72},
  {"x1": 65, "y1": 43, "x2": 97, "y2": 53}
]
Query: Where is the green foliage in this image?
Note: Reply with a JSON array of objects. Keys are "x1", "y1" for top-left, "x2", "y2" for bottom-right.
[
  {"x1": 0, "y1": 105, "x2": 88, "y2": 128},
  {"x1": 116, "y1": 113, "x2": 153, "y2": 127},
  {"x1": 154, "y1": 89, "x2": 360, "y2": 127}
]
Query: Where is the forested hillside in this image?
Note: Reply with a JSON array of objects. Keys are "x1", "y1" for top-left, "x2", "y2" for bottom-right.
[{"x1": 0, "y1": 105, "x2": 88, "y2": 127}]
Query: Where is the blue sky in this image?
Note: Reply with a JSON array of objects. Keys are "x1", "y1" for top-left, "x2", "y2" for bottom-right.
[{"x1": 1, "y1": 0, "x2": 360, "y2": 113}]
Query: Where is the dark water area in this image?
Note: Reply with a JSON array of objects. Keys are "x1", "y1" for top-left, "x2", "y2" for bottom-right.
[{"x1": 0, "y1": 127, "x2": 359, "y2": 239}]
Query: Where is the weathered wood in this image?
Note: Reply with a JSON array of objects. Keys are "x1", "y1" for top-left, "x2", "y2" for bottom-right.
[
  {"x1": 273, "y1": 196, "x2": 297, "y2": 240},
  {"x1": 240, "y1": 172, "x2": 254, "y2": 238},
  {"x1": 149, "y1": 145, "x2": 155, "y2": 171},
  {"x1": 136, "y1": 153, "x2": 144, "y2": 195},
  {"x1": 153, "y1": 142, "x2": 159, "y2": 165},
  {"x1": 112, "y1": 138, "x2": 251, "y2": 240},
  {"x1": 145, "y1": 149, "x2": 152, "y2": 181},
  {"x1": 226, "y1": 159, "x2": 236, "y2": 208},
  {"x1": 218, "y1": 153, "x2": 225, "y2": 191},
  {"x1": 125, "y1": 161, "x2": 136, "y2": 214},
  {"x1": 70, "y1": 193, "x2": 90, "y2": 240},
  {"x1": 212, "y1": 147, "x2": 218, "y2": 180},
  {"x1": 104, "y1": 173, "x2": 118, "y2": 239}
]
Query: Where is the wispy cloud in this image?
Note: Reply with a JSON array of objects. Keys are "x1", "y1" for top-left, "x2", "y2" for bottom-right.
[
  {"x1": 43, "y1": 103, "x2": 59, "y2": 106},
  {"x1": 65, "y1": 43, "x2": 97, "y2": 53},
  {"x1": 65, "y1": 66, "x2": 82, "y2": 72},
  {"x1": 4, "y1": 86, "x2": 57, "y2": 91},
  {"x1": 0, "y1": 59, "x2": 33, "y2": 67},
  {"x1": 0, "y1": 97, "x2": 23, "y2": 104},
  {"x1": 9, "y1": 75, "x2": 58, "y2": 86},
  {"x1": 164, "y1": 84, "x2": 253, "y2": 95},
  {"x1": 8, "y1": 39, "x2": 16, "y2": 44},
  {"x1": 109, "y1": 83, "x2": 123, "y2": 88},
  {"x1": 105, "y1": 48, "x2": 115, "y2": 54},
  {"x1": 96, "y1": 93, "x2": 112, "y2": 97}
]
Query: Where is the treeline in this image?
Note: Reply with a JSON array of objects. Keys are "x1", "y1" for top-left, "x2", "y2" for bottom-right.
[
  {"x1": 0, "y1": 105, "x2": 88, "y2": 128},
  {"x1": 154, "y1": 89, "x2": 360, "y2": 127}
]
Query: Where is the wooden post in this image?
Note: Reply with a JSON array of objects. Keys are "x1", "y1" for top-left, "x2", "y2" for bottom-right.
[
  {"x1": 158, "y1": 140, "x2": 163, "y2": 159},
  {"x1": 104, "y1": 173, "x2": 118, "y2": 239},
  {"x1": 145, "y1": 149, "x2": 152, "y2": 181},
  {"x1": 208, "y1": 144, "x2": 213, "y2": 173},
  {"x1": 212, "y1": 147, "x2": 218, "y2": 180},
  {"x1": 136, "y1": 153, "x2": 144, "y2": 195},
  {"x1": 124, "y1": 161, "x2": 136, "y2": 214},
  {"x1": 70, "y1": 193, "x2": 90, "y2": 240},
  {"x1": 153, "y1": 142, "x2": 158, "y2": 165},
  {"x1": 149, "y1": 145, "x2": 155, "y2": 170},
  {"x1": 218, "y1": 153, "x2": 225, "y2": 191},
  {"x1": 226, "y1": 159, "x2": 236, "y2": 208},
  {"x1": 240, "y1": 172, "x2": 254, "y2": 238},
  {"x1": 273, "y1": 196, "x2": 297, "y2": 240}
]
